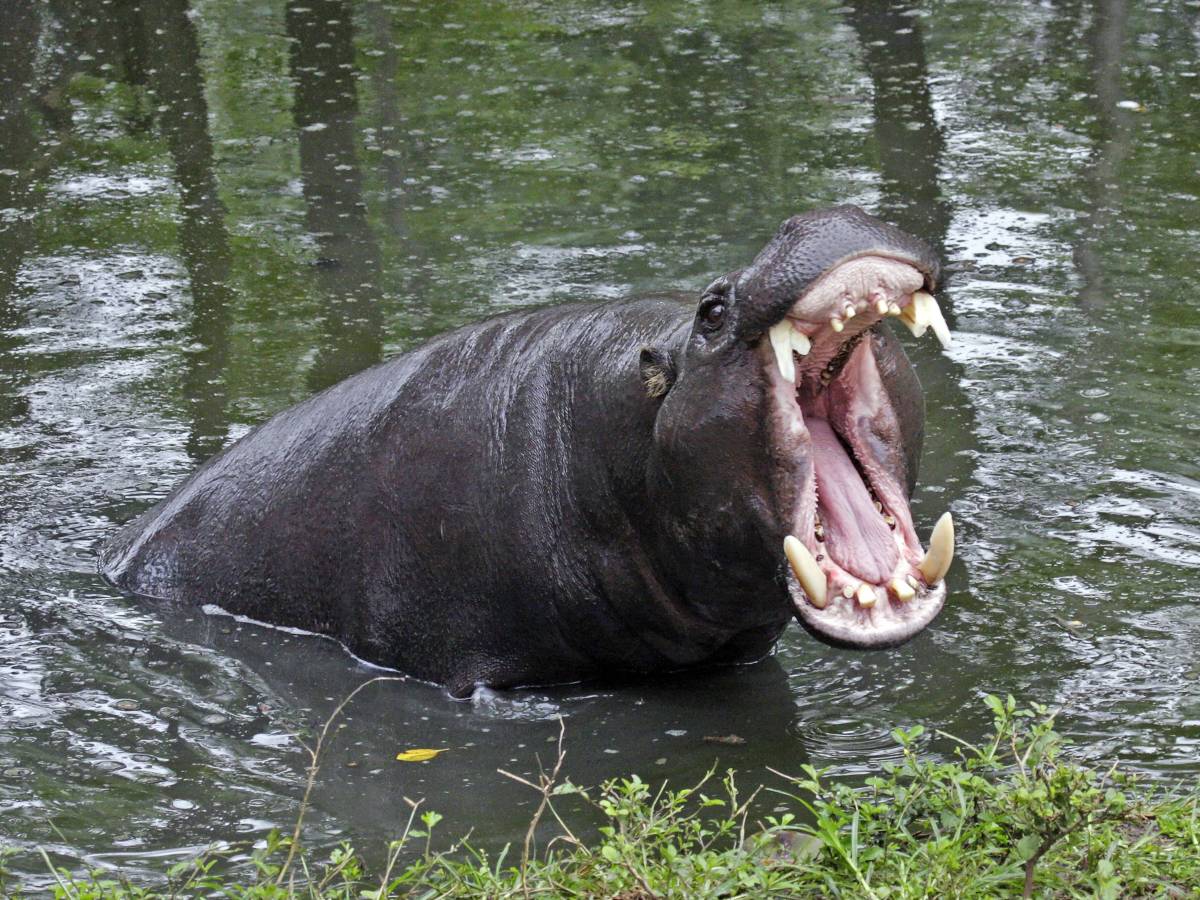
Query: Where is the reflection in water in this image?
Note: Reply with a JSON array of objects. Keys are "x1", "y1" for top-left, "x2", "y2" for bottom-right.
[
  {"x1": 287, "y1": 0, "x2": 384, "y2": 391},
  {"x1": 0, "y1": 4, "x2": 41, "y2": 426},
  {"x1": 844, "y1": 0, "x2": 952, "y2": 258},
  {"x1": 138, "y1": 0, "x2": 236, "y2": 460},
  {"x1": 364, "y1": 0, "x2": 411, "y2": 240},
  {"x1": 363, "y1": 1, "x2": 439, "y2": 329},
  {"x1": 1072, "y1": 0, "x2": 1132, "y2": 310},
  {"x1": 30, "y1": 0, "x2": 236, "y2": 460}
]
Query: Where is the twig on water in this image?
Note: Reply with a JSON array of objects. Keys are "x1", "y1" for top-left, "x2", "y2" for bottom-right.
[
  {"x1": 275, "y1": 675, "x2": 405, "y2": 886},
  {"x1": 497, "y1": 715, "x2": 573, "y2": 900}
]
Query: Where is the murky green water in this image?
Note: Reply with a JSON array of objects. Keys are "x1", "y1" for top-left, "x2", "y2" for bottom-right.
[{"x1": 1, "y1": 0, "x2": 1198, "y2": 888}]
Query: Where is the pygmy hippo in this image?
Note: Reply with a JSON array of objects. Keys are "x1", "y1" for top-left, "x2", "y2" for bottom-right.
[{"x1": 101, "y1": 206, "x2": 956, "y2": 697}]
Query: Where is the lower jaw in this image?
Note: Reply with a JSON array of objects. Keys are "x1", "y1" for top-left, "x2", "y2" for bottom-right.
[
  {"x1": 768, "y1": 345, "x2": 952, "y2": 647},
  {"x1": 782, "y1": 495, "x2": 954, "y2": 647},
  {"x1": 791, "y1": 576, "x2": 947, "y2": 650}
]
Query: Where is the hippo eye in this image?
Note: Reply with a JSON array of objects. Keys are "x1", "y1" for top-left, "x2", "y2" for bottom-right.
[{"x1": 699, "y1": 300, "x2": 726, "y2": 330}]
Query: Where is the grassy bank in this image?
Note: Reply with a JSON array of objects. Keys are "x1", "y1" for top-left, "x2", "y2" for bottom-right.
[{"x1": 4, "y1": 696, "x2": 1198, "y2": 898}]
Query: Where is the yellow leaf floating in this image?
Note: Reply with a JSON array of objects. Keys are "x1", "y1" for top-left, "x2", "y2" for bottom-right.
[{"x1": 395, "y1": 748, "x2": 448, "y2": 763}]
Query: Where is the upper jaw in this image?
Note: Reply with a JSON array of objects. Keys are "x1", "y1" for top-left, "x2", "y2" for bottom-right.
[
  {"x1": 759, "y1": 255, "x2": 955, "y2": 649},
  {"x1": 733, "y1": 206, "x2": 942, "y2": 341},
  {"x1": 762, "y1": 252, "x2": 948, "y2": 365}
]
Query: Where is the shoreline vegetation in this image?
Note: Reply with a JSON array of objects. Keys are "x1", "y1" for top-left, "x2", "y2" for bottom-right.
[{"x1": 3, "y1": 691, "x2": 1198, "y2": 898}]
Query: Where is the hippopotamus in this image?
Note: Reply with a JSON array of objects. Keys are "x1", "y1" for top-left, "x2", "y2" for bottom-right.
[{"x1": 101, "y1": 206, "x2": 956, "y2": 697}]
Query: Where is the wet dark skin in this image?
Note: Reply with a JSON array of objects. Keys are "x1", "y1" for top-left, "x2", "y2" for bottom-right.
[{"x1": 102, "y1": 206, "x2": 941, "y2": 697}]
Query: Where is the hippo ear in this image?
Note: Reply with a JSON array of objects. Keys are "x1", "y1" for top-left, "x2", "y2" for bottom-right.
[{"x1": 639, "y1": 346, "x2": 676, "y2": 399}]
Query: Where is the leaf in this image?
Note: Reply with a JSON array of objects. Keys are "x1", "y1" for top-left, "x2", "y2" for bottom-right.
[
  {"x1": 702, "y1": 734, "x2": 746, "y2": 745},
  {"x1": 1015, "y1": 833, "x2": 1041, "y2": 861},
  {"x1": 395, "y1": 747, "x2": 449, "y2": 762},
  {"x1": 791, "y1": 833, "x2": 824, "y2": 861}
]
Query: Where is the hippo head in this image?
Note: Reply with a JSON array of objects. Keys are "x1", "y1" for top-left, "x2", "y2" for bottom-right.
[{"x1": 641, "y1": 206, "x2": 953, "y2": 650}]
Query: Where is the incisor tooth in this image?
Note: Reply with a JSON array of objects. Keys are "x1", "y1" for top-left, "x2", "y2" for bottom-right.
[
  {"x1": 913, "y1": 290, "x2": 952, "y2": 349},
  {"x1": 890, "y1": 577, "x2": 915, "y2": 602},
  {"x1": 917, "y1": 512, "x2": 955, "y2": 585},
  {"x1": 843, "y1": 304, "x2": 856, "y2": 319},
  {"x1": 830, "y1": 317, "x2": 844, "y2": 333},
  {"x1": 768, "y1": 321, "x2": 795, "y2": 384},
  {"x1": 876, "y1": 298, "x2": 890, "y2": 314},
  {"x1": 789, "y1": 328, "x2": 811, "y2": 357},
  {"x1": 784, "y1": 536, "x2": 827, "y2": 609},
  {"x1": 856, "y1": 584, "x2": 877, "y2": 608}
]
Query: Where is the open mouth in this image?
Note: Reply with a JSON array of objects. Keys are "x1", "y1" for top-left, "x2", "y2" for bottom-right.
[{"x1": 762, "y1": 254, "x2": 954, "y2": 648}]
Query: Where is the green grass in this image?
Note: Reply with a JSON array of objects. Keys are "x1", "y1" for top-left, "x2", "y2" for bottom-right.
[{"x1": 4, "y1": 695, "x2": 1198, "y2": 898}]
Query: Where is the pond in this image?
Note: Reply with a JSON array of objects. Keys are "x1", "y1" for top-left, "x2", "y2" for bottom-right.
[{"x1": 1, "y1": 0, "x2": 1198, "y2": 888}]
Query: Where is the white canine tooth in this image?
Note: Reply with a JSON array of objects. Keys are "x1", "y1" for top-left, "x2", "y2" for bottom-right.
[
  {"x1": 903, "y1": 291, "x2": 952, "y2": 349},
  {"x1": 789, "y1": 328, "x2": 811, "y2": 357},
  {"x1": 917, "y1": 512, "x2": 955, "y2": 585},
  {"x1": 912, "y1": 290, "x2": 950, "y2": 350},
  {"x1": 856, "y1": 584, "x2": 877, "y2": 608},
  {"x1": 898, "y1": 300, "x2": 927, "y2": 338},
  {"x1": 784, "y1": 536, "x2": 827, "y2": 609},
  {"x1": 768, "y1": 321, "x2": 795, "y2": 384}
]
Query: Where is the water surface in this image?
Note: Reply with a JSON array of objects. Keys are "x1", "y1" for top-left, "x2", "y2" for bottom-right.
[{"x1": 1, "y1": 0, "x2": 1198, "y2": 887}]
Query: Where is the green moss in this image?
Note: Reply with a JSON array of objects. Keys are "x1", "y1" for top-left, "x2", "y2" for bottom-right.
[{"x1": 4, "y1": 696, "x2": 1198, "y2": 898}]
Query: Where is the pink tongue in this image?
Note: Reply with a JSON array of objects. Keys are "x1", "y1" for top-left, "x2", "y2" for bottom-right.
[{"x1": 808, "y1": 418, "x2": 898, "y2": 585}]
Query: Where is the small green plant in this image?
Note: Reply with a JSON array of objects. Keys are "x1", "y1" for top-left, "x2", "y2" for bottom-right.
[
  {"x1": 774, "y1": 695, "x2": 1163, "y2": 898},
  {"x1": 0, "y1": 847, "x2": 15, "y2": 897},
  {"x1": 9, "y1": 695, "x2": 1200, "y2": 898}
]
